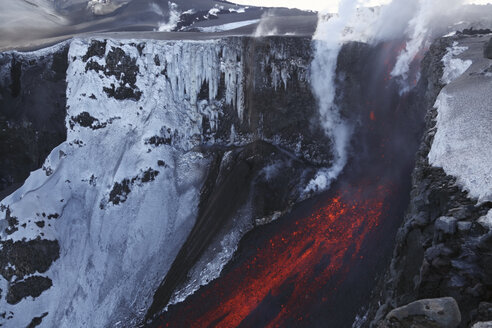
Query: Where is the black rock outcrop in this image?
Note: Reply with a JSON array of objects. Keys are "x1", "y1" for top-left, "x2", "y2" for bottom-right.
[
  {"x1": 484, "y1": 38, "x2": 492, "y2": 59},
  {"x1": 368, "y1": 36, "x2": 492, "y2": 328},
  {"x1": 0, "y1": 44, "x2": 69, "y2": 199}
]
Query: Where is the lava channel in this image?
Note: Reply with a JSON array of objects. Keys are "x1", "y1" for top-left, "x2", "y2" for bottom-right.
[{"x1": 151, "y1": 183, "x2": 391, "y2": 328}]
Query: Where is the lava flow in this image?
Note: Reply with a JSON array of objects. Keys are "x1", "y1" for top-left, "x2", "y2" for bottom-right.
[
  {"x1": 150, "y1": 39, "x2": 425, "y2": 328},
  {"x1": 151, "y1": 182, "x2": 392, "y2": 328}
]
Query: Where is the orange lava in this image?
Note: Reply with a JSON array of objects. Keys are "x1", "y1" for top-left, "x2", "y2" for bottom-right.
[{"x1": 156, "y1": 184, "x2": 389, "y2": 328}]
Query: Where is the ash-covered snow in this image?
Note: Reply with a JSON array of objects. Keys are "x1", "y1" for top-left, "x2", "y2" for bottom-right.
[
  {"x1": 0, "y1": 36, "x2": 250, "y2": 327},
  {"x1": 428, "y1": 38, "x2": 492, "y2": 203}
]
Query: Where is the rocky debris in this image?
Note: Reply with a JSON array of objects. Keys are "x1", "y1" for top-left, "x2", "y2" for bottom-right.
[
  {"x1": 6, "y1": 276, "x2": 52, "y2": 305},
  {"x1": 381, "y1": 297, "x2": 461, "y2": 328},
  {"x1": 485, "y1": 38, "x2": 492, "y2": 59}
]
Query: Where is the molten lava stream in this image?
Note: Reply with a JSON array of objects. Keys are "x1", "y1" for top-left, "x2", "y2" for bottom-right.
[{"x1": 154, "y1": 183, "x2": 390, "y2": 328}]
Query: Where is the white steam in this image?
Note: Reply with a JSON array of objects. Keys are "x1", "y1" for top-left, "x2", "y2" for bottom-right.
[
  {"x1": 254, "y1": 11, "x2": 279, "y2": 37},
  {"x1": 87, "y1": 0, "x2": 126, "y2": 15},
  {"x1": 382, "y1": 0, "x2": 464, "y2": 87},
  {"x1": 158, "y1": 2, "x2": 181, "y2": 32},
  {"x1": 306, "y1": 0, "x2": 479, "y2": 195},
  {"x1": 305, "y1": 0, "x2": 366, "y2": 195}
]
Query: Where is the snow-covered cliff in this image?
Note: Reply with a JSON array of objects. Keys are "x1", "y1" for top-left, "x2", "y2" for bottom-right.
[{"x1": 0, "y1": 36, "x2": 330, "y2": 327}]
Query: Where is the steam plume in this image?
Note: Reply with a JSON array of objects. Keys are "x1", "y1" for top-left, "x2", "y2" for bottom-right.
[
  {"x1": 379, "y1": 0, "x2": 464, "y2": 88},
  {"x1": 158, "y1": 2, "x2": 181, "y2": 32},
  {"x1": 305, "y1": 0, "x2": 364, "y2": 194}
]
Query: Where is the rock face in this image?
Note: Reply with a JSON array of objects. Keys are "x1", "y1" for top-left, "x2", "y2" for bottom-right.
[
  {"x1": 484, "y1": 38, "x2": 492, "y2": 59},
  {"x1": 0, "y1": 43, "x2": 69, "y2": 199},
  {"x1": 368, "y1": 35, "x2": 492, "y2": 328},
  {"x1": 382, "y1": 297, "x2": 461, "y2": 328},
  {"x1": 0, "y1": 36, "x2": 332, "y2": 327},
  {"x1": 145, "y1": 36, "x2": 330, "y2": 320}
]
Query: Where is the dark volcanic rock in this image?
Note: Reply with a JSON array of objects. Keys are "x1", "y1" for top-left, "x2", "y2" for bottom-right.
[
  {"x1": 6, "y1": 276, "x2": 53, "y2": 305},
  {"x1": 106, "y1": 168, "x2": 160, "y2": 206},
  {"x1": 381, "y1": 297, "x2": 461, "y2": 328},
  {"x1": 368, "y1": 37, "x2": 492, "y2": 328},
  {"x1": 85, "y1": 44, "x2": 142, "y2": 101},
  {"x1": 26, "y1": 312, "x2": 48, "y2": 328},
  {"x1": 0, "y1": 44, "x2": 69, "y2": 199},
  {"x1": 458, "y1": 28, "x2": 492, "y2": 36},
  {"x1": 82, "y1": 40, "x2": 107, "y2": 62},
  {"x1": 0, "y1": 238, "x2": 60, "y2": 281},
  {"x1": 484, "y1": 38, "x2": 492, "y2": 59}
]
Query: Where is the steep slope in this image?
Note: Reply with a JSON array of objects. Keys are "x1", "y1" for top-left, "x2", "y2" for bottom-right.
[
  {"x1": 369, "y1": 34, "x2": 492, "y2": 328},
  {"x1": 0, "y1": 42, "x2": 69, "y2": 200},
  {"x1": 0, "y1": 36, "x2": 331, "y2": 327}
]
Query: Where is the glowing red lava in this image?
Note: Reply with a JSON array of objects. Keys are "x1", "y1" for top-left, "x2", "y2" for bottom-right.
[{"x1": 155, "y1": 184, "x2": 389, "y2": 328}]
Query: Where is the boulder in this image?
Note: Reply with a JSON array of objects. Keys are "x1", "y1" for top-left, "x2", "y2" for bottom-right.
[
  {"x1": 435, "y1": 216, "x2": 457, "y2": 234},
  {"x1": 485, "y1": 38, "x2": 492, "y2": 59},
  {"x1": 384, "y1": 297, "x2": 461, "y2": 328},
  {"x1": 472, "y1": 322, "x2": 492, "y2": 328}
]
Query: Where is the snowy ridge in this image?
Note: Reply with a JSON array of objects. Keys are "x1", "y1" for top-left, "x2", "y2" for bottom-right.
[{"x1": 0, "y1": 37, "x2": 250, "y2": 328}]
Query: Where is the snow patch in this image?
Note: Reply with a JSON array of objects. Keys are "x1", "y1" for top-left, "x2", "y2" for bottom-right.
[
  {"x1": 198, "y1": 19, "x2": 260, "y2": 33},
  {"x1": 441, "y1": 42, "x2": 472, "y2": 84},
  {"x1": 428, "y1": 44, "x2": 492, "y2": 203}
]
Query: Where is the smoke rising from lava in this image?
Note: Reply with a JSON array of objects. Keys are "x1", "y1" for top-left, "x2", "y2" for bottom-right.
[
  {"x1": 308, "y1": 0, "x2": 478, "y2": 192},
  {"x1": 381, "y1": 0, "x2": 464, "y2": 88}
]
